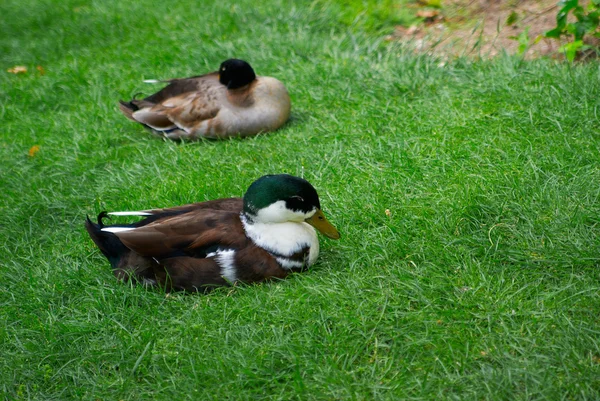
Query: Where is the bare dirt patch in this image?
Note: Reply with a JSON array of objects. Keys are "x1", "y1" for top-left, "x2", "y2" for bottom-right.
[{"x1": 387, "y1": 0, "x2": 574, "y2": 59}]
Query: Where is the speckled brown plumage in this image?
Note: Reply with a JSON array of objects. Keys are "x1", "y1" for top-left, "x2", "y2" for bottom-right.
[{"x1": 119, "y1": 60, "x2": 291, "y2": 140}]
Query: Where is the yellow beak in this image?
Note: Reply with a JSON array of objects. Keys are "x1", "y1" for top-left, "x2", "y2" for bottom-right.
[{"x1": 305, "y1": 209, "x2": 340, "y2": 239}]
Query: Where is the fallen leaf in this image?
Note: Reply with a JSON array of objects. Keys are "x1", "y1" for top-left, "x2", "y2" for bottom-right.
[
  {"x1": 480, "y1": 351, "x2": 487, "y2": 356},
  {"x1": 7, "y1": 66, "x2": 27, "y2": 74},
  {"x1": 36, "y1": 65, "x2": 46, "y2": 75},
  {"x1": 393, "y1": 25, "x2": 420, "y2": 37},
  {"x1": 406, "y1": 25, "x2": 419, "y2": 35},
  {"x1": 28, "y1": 145, "x2": 40, "y2": 157},
  {"x1": 385, "y1": 209, "x2": 391, "y2": 217},
  {"x1": 416, "y1": 10, "x2": 439, "y2": 19}
]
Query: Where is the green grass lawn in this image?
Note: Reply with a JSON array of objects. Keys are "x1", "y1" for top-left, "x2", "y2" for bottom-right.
[{"x1": 2, "y1": 0, "x2": 600, "y2": 399}]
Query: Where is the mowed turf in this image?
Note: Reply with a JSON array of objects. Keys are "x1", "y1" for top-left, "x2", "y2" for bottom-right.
[{"x1": 1, "y1": 0, "x2": 600, "y2": 399}]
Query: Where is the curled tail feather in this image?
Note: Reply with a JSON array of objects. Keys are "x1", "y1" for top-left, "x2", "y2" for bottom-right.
[
  {"x1": 85, "y1": 213, "x2": 157, "y2": 283},
  {"x1": 85, "y1": 212, "x2": 129, "y2": 269}
]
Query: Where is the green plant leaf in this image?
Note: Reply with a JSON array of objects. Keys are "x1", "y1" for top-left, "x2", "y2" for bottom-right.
[
  {"x1": 506, "y1": 11, "x2": 519, "y2": 26},
  {"x1": 544, "y1": 27, "x2": 563, "y2": 38},
  {"x1": 560, "y1": 40, "x2": 584, "y2": 61},
  {"x1": 545, "y1": 0, "x2": 600, "y2": 44},
  {"x1": 509, "y1": 27, "x2": 531, "y2": 55},
  {"x1": 425, "y1": 0, "x2": 442, "y2": 8},
  {"x1": 517, "y1": 27, "x2": 530, "y2": 55},
  {"x1": 556, "y1": 0, "x2": 580, "y2": 28}
]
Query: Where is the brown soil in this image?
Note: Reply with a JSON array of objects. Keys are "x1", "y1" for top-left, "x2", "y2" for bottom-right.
[{"x1": 386, "y1": 0, "x2": 586, "y2": 59}]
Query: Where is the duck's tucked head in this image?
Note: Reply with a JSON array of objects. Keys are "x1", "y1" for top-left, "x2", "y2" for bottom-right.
[
  {"x1": 243, "y1": 174, "x2": 340, "y2": 239},
  {"x1": 219, "y1": 59, "x2": 256, "y2": 89}
]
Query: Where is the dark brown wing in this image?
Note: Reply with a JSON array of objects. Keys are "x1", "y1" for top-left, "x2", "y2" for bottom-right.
[
  {"x1": 142, "y1": 72, "x2": 221, "y2": 104},
  {"x1": 146, "y1": 198, "x2": 243, "y2": 215},
  {"x1": 110, "y1": 202, "x2": 290, "y2": 291},
  {"x1": 113, "y1": 208, "x2": 248, "y2": 258},
  {"x1": 133, "y1": 198, "x2": 242, "y2": 228}
]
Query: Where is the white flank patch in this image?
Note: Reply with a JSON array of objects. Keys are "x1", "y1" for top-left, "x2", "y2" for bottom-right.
[
  {"x1": 276, "y1": 257, "x2": 304, "y2": 270},
  {"x1": 241, "y1": 214, "x2": 320, "y2": 266},
  {"x1": 101, "y1": 226, "x2": 136, "y2": 233},
  {"x1": 108, "y1": 211, "x2": 153, "y2": 216},
  {"x1": 143, "y1": 79, "x2": 160, "y2": 83},
  {"x1": 213, "y1": 249, "x2": 237, "y2": 283}
]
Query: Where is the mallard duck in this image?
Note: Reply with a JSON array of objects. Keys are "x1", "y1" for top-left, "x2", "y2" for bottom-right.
[
  {"x1": 85, "y1": 174, "x2": 340, "y2": 292},
  {"x1": 118, "y1": 59, "x2": 291, "y2": 140}
]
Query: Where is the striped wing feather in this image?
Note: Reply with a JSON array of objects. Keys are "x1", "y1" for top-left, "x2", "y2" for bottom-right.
[
  {"x1": 142, "y1": 72, "x2": 221, "y2": 104},
  {"x1": 130, "y1": 72, "x2": 224, "y2": 132}
]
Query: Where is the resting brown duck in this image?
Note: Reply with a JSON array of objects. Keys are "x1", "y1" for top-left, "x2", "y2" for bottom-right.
[
  {"x1": 119, "y1": 59, "x2": 291, "y2": 140},
  {"x1": 85, "y1": 174, "x2": 340, "y2": 292}
]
